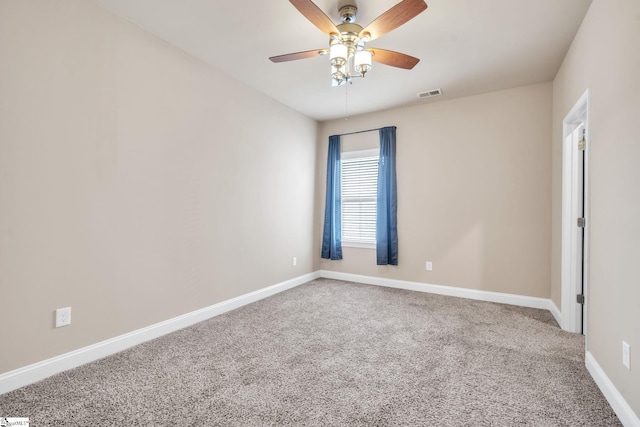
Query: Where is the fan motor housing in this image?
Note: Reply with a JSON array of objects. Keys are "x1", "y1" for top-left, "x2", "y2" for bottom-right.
[{"x1": 333, "y1": 23, "x2": 365, "y2": 56}]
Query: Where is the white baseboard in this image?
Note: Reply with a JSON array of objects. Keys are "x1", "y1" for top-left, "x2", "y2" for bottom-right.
[
  {"x1": 319, "y1": 270, "x2": 556, "y2": 313},
  {"x1": 586, "y1": 351, "x2": 640, "y2": 427},
  {"x1": 548, "y1": 300, "x2": 562, "y2": 328},
  {"x1": 0, "y1": 271, "x2": 319, "y2": 395}
]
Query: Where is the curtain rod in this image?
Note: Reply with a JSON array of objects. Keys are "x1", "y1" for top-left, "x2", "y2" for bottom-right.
[{"x1": 336, "y1": 127, "x2": 381, "y2": 137}]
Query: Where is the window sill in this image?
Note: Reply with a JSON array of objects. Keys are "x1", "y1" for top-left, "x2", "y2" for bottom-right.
[{"x1": 342, "y1": 241, "x2": 375, "y2": 249}]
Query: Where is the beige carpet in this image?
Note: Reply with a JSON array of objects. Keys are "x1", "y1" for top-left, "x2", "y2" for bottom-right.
[{"x1": 0, "y1": 279, "x2": 621, "y2": 426}]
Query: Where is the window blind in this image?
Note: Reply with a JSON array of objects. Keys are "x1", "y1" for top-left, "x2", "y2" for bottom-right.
[{"x1": 341, "y1": 155, "x2": 378, "y2": 245}]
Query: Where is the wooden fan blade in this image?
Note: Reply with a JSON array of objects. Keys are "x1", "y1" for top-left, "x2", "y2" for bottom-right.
[
  {"x1": 269, "y1": 49, "x2": 328, "y2": 63},
  {"x1": 370, "y1": 48, "x2": 420, "y2": 70},
  {"x1": 360, "y1": 0, "x2": 427, "y2": 41},
  {"x1": 290, "y1": 0, "x2": 339, "y2": 36}
]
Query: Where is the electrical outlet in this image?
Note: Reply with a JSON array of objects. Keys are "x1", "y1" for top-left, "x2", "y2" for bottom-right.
[
  {"x1": 425, "y1": 261, "x2": 432, "y2": 271},
  {"x1": 292, "y1": 257, "x2": 297, "y2": 266},
  {"x1": 56, "y1": 307, "x2": 71, "y2": 328},
  {"x1": 623, "y1": 341, "x2": 630, "y2": 369}
]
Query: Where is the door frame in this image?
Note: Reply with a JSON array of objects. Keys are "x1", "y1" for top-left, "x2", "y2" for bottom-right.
[{"x1": 561, "y1": 88, "x2": 590, "y2": 335}]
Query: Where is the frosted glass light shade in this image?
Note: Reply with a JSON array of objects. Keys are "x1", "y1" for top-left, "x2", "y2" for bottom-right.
[
  {"x1": 355, "y1": 50, "x2": 372, "y2": 75},
  {"x1": 329, "y1": 43, "x2": 348, "y2": 66}
]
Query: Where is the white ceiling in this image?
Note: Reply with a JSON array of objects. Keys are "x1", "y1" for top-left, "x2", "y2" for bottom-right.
[{"x1": 92, "y1": 0, "x2": 592, "y2": 121}]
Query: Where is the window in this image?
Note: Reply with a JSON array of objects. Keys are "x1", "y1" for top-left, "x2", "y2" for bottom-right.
[{"x1": 341, "y1": 149, "x2": 379, "y2": 247}]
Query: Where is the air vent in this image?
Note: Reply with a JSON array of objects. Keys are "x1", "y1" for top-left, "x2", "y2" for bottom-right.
[{"x1": 417, "y1": 89, "x2": 443, "y2": 98}]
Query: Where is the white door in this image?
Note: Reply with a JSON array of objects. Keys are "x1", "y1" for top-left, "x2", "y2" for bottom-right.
[
  {"x1": 575, "y1": 124, "x2": 585, "y2": 334},
  {"x1": 565, "y1": 123, "x2": 586, "y2": 334},
  {"x1": 561, "y1": 89, "x2": 589, "y2": 335}
]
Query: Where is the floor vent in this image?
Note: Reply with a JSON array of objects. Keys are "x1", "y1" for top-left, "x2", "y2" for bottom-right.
[{"x1": 418, "y1": 88, "x2": 443, "y2": 98}]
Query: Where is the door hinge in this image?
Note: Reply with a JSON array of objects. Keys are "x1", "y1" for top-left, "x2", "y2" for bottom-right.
[
  {"x1": 578, "y1": 129, "x2": 587, "y2": 150},
  {"x1": 577, "y1": 294, "x2": 585, "y2": 304},
  {"x1": 577, "y1": 217, "x2": 586, "y2": 228}
]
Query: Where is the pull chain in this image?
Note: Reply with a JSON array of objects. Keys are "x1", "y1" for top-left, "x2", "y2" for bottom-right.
[{"x1": 344, "y1": 77, "x2": 349, "y2": 120}]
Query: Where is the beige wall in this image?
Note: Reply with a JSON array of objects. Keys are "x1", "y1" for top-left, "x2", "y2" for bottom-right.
[
  {"x1": 0, "y1": 0, "x2": 317, "y2": 374},
  {"x1": 315, "y1": 83, "x2": 552, "y2": 299},
  {"x1": 552, "y1": 0, "x2": 640, "y2": 415}
]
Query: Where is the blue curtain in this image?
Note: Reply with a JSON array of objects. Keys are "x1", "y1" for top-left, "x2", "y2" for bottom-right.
[
  {"x1": 377, "y1": 126, "x2": 398, "y2": 265},
  {"x1": 321, "y1": 135, "x2": 342, "y2": 260}
]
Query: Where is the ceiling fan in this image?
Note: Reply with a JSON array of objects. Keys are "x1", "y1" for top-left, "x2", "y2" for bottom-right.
[{"x1": 270, "y1": 0, "x2": 428, "y2": 86}]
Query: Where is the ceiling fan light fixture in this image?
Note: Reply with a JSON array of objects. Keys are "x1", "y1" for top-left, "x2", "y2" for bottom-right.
[{"x1": 355, "y1": 50, "x2": 372, "y2": 76}]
